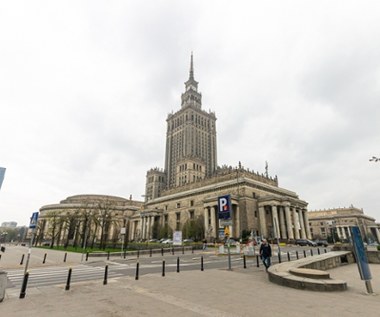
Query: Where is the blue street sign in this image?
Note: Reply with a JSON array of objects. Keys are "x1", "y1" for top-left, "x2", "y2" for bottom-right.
[
  {"x1": 218, "y1": 195, "x2": 232, "y2": 220},
  {"x1": 0, "y1": 167, "x2": 5, "y2": 190},
  {"x1": 350, "y1": 226, "x2": 372, "y2": 281},
  {"x1": 29, "y1": 212, "x2": 39, "y2": 229}
]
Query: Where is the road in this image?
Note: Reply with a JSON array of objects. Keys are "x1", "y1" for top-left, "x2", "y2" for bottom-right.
[{"x1": 3, "y1": 245, "x2": 330, "y2": 289}]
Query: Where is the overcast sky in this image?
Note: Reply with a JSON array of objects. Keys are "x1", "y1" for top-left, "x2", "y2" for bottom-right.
[{"x1": 1, "y1": 1, "x2": 379, "y2": 226}]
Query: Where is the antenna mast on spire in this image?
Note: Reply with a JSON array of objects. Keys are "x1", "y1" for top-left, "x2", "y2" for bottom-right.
[{"x1": 265, "y1": 161, "x2": 268, "y2": 178}]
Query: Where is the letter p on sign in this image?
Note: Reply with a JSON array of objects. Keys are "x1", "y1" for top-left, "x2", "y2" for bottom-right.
[{"x1": 218, "y1": 195, "x2": 231, "y2": 220}]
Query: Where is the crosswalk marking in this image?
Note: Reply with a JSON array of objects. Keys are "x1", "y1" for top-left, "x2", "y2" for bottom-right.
[{"x1": 6, "y1": 264, "x2": 126, "y2": 288}]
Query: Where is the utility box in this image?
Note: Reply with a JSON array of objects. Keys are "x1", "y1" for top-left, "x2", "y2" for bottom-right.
[{"x1": 0, "y1": 271, "x2": 7, "y2": 302}]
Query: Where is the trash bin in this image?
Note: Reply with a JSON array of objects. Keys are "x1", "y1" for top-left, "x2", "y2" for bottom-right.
[{"x1": 0, "y1": 271, "x2": 7, "y2": 302}]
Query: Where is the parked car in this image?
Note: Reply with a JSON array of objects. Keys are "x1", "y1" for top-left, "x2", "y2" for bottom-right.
[
  {"x1": 161, "y1": 239, "x2": 173, "y2": 244},
  {"x1": 183, "y1": 239, "x2": 194, "y2": 243},
  {"x1": 314, "y1": 239, "x2": 328, "y2": 247},
  {"x1": 295, "y1": 239, "x2": 317, "y2": 247}
]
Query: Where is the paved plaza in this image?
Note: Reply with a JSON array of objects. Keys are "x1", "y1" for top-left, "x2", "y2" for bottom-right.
[{"x1": 1, "y1": 245, "x2": 380, "y2": 316}]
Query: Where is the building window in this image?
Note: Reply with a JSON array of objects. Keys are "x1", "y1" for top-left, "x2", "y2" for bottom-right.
[
  {"x1": 189, "y1": 210, "x2": 194, "y2": 219},
  {"x1": 190, "y1": 200, "x2": 194, "y2": 207},
  {"x1": 254, "y1": 211, "x2": 257, "y2": 218},
  {"x1": 164, "y1": 214, "x2": 168, "y2": 224},
  {"x1": 176, "y1": 202, "x2": 181, "y2": 208},
  {"x1": 320, "y1": 222, "x2": 324, "y2": 226}
]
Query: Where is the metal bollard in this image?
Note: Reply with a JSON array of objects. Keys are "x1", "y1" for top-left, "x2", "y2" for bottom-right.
[
  {"x1": 19, "y1": 272, "x2": 29, "y2": 299},
  {"x1": 177, "y1": 257, "x2": 180, "y2": 273},
  {"x1": 64, "y1": 252, "x2": 67, "y2": 262},
  {"x1": 161, "y1": 248, "x2": 164, "y2": 256},
  {"x1": 123, "y1": 250, "x2": 126, "y2": 259},
  {"x1": 317, "y1": 248, "x2": 320, "y2": 255},
  {"x1": 278, "y1": 252, "x2": 282, "y2": 263},
  {"x1": 20, "y1": 254, "x2": 25, "y2": 265},
  {"x1": 303, "y1": 250, "x2": 306, "y2": 258},
  {"x1": 324, "y1": 248, "x2": 327, "y2": 253},
  {"x1": 287, "y1": 252, "x2": 291, "y2": 262},
  {"x1": 310, "y1": 249, "x2": 313, "y2": 256},
  {"x1": 65, "y1": 268, "x2": 72, "y2": 291},
  {"x1": 86, "y1": 252, "x2": 89, "y2": 261},
  {"x1": 103, "y1": 265, "x2": 108, "y2": 285},
  {"x1": 107, "y1": 251, "x2": 110, "y2": 260},
  {"x1": 201, "y1": 256, "x2": 204, "y2": 271},
  {"x1": 162, "y1": 260, "x2": 165, "y2": 277},
  {"x1": 43, "y1": 253, "x2": 47, "y2": 264},
  {"x1": 135, "y1": 262, "x2": 139, "y2": 280},
  {"x1": 296, "y1": 251, "x2": 299, "y2": 259},
  {"x1": 137, "y1": 250, "x2": 140, "y2": 259},
  {"x1": 256, "y1": 255, "x2": 260, "y2": 267},
  {"x1": 243, "y1": 255, "x2": 247, "y2": 269}
]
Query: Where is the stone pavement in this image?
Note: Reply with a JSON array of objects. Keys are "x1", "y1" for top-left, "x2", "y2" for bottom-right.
[{"x1": 1, "y1": 245, "x2": 380, "y2": 317}]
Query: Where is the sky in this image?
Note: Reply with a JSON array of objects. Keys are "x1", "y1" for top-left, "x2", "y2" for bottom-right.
[{"x1": 1, "y1": 1, "x2": 379, "y2": 226}]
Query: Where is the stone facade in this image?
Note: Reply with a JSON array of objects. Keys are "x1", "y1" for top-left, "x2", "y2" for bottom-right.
[{"x1": 308, "y1": 206, "x2": 380, "y2": 243}]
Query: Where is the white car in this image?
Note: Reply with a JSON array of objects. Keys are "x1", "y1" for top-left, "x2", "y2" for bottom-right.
[{"x1": 161, "y1": 239, "x2": 173, "y2": 244}]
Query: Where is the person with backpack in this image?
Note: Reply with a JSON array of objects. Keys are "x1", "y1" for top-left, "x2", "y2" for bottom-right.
[{"x1": 259, "y1": 239, "x2": 272, "y2": 272}]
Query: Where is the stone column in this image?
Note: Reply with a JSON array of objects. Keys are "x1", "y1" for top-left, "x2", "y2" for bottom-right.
[
  {"x1": 375, "y1": 228, "x2": 380, "y2": 244},
  {"x1": 204, "y1": 208, "x2": 209, "y2": 235},
  {"x1": 299, "y1": 210, "x2": 306, "y2": 239},
  {"x1": 259, "y1": 206, "x2": 267, "y2": 238},
  {"x1": 303, "y1": 209, "x2": 312, "y2": 239},
  {"x1": 141, "y1": 216, "x2": 146, "y2": 240},
  {"x1": 292, "y1": 208, "x2": 300, "y2": 239},
  {"x1": 284, "y1": 204, "x2": 294, "y2": 240},
  {"x1": 271, "y1": 205, "x2": 280, "y2": 239},
  {"x1": 211, "y1": 206, "x2": 216, "y2": 238},
  {"x1": 235, "y1": 204, "x2": 240, "y2": 238},
  {"x1": 279, "y1": 206, "x2": 287, "y2": 239}
]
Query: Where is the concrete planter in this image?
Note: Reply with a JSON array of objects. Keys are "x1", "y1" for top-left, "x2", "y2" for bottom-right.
[{"x1": 0, "y1": 271, "x2": 7, "y2": 302}]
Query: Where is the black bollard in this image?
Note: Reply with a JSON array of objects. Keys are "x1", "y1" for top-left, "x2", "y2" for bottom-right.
[
  {"x1": 287, "y1": 252, "x2": 291, "y2": 262},
  {"x1": 20, "y1": 254, "x2": 25, "y2": 265},
  {"x1": 278, "y1": 252, "x2": 282, "y2": 263},
  {"x1": 324, "y1": 248, "x2": 327, "y2": 253},
  {"x1": 43, "y1": 253, "x2": 47, "y2": 264},
  {"x1": 303, "y1": 250, "x2": 306, "y2": 258},
  {"x1": 19, "y1": 272, "x2": 29, "y2": 299},
  {"x1": 310, "y1": 249, "x2": 313, "y2": 256},
  {"x1": 137, "y1": 250, "x2": 140, "y2": 259},
  {"x1": 103, "y1": 265, "x2": 108, "y2": 285},
  {"x1": 0, "y1": 254, "x2": 2, "y2": 260},
  {"x1": 161, "y1": 248, "x2": 164, "y2": 256},
  {"x1": 124, "y1": 250, "x2": 126, "y2": 259},
  {"x1": 201, "y1": 256, "x2": 204, "y2": 271},
  {"x1": 162, "y1": 260, "x2": 165, "y2": 277},
  {"x1": 86, "y1": 252, "x2": 89, "y2": 261},
  {"x1": 317, "y1": 248, "x2": 320, "y2": 255},
  {"x1": 107, "y1": 251, "x2": 110, "y2": 260},
  {"x1": 150, "y1": 248, "x2": 152, "y2": 257},
  {"x1": 177, "y1": 257, "x2": 180, "y2": 273},
  {"x1": 135, "y1": 262, "x2": 139, "y2": 280},
  {"x1": 65, "y1": 268, "x2": 72, "y2": 291},
  {"x1": 243, "y1": 255, "x2": 247, "y2": 269},
  {"x1": 256, "y1": 255, "x2": 260, "y2": 267},
  {"x1": 296, "y1": 251, "x2": 299, "y2": 259},
  {"x1": 64, "y1": 252, "x2": 67, "y2": 262}
]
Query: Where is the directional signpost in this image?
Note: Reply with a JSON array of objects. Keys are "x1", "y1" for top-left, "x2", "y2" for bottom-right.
[
  {"x1": 24, "y1": 212, "x2": 39, "y2": 275},
  {"x1": 218, "y1": 195, "x2": 232, "y2": 270}
]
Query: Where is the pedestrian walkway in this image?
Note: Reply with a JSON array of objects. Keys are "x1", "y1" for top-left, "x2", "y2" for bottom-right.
[{"x1": 2, "y1": 263, "x2": 380, "y2": 316}]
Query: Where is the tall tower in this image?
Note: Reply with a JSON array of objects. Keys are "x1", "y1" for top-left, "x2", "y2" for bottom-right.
[{"x1": 164, "y1": 54, "x2": 217, "y2": 188}]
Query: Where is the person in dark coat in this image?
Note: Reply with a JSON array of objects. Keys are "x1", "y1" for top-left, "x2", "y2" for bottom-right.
[{"x1": 259, "y1": 239, "x2": 272, "y2": 271}]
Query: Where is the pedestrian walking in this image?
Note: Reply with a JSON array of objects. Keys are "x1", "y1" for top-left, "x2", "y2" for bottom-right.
[{"x1": 259, "y1": 239, "x2": 272, "y2": 272}]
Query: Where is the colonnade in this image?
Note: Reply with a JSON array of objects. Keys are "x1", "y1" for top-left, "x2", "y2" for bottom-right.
[{"x1": 258, "y1": 203, "x2": 311, "y2": 240}]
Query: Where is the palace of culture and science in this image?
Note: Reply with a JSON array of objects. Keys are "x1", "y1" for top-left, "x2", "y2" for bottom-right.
[{"x1": 39, "y1": 55, "x2": 314, "y2": 245}]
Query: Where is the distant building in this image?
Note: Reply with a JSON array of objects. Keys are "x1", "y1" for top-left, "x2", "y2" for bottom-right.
[
  {"x1": 1, "y1": 221, "x2": 17, "y2": 228},
  {"x1": 308, "y1": 206, "x2": 380, "y2": 243}
]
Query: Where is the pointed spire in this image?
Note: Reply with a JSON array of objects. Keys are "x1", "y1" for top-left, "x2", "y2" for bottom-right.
[{"x1": 189, "y1": 51, "x2": 194, "y2": 80}]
